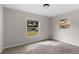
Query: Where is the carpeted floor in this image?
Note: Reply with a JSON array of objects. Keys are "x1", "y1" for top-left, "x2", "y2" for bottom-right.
[{"x1": 2, "y1": 40, "x2": 79, "y2": 54}]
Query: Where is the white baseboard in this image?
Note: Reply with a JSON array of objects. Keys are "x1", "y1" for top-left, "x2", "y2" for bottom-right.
[
  {"x1": 4, "y1": 42, "x2": 27, "y2": 49},
  {"x1": 4, "y1": 39, "x2": 46, "y2": 49},
  {"x1": 54, "y1": 39, "x2": 79, "y2": 47}
]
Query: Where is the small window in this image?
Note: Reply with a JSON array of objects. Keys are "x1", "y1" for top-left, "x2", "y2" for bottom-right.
[{"x1": 60, "y1": 19, "x2": 70, "y2": 29}]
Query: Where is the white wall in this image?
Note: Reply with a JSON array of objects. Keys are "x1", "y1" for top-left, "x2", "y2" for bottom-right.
[
  {"x1": 4, "y1": 7, "x2": 79, "y2": 49},
  {"x1": 51, "y1": 10, "x2": 79, "y2": 46},
  {"x1": 3, "y1": 7, "x2": 51, "y2": 48},
  {"x1": 0, "y1": 6, "x2": 3, "y2": 53}
]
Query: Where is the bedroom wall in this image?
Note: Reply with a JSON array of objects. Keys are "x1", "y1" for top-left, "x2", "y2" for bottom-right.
[
  {"x1": 3, "y1": 7, "x2": 51, "y2": 48},
  {"x1": 51, "y1": 10, "x2": 79, "y2": 46},
  {"x1": 0, "y1": 6, "x2": 3, "y2": 53}
]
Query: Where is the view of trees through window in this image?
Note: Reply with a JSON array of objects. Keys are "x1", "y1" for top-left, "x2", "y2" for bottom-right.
[{"x1": 27, "y1": 20, "x2": 39, "y2": 36}]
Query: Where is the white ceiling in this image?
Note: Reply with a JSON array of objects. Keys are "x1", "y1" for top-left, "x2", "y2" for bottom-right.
[{"x1": 2, "y1": 4, "x2": 79, "y2": 17}]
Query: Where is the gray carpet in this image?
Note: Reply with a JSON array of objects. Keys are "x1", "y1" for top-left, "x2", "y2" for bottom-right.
[{"x1": 2, "y1": 40, "x2": 79, "y2": 54}]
